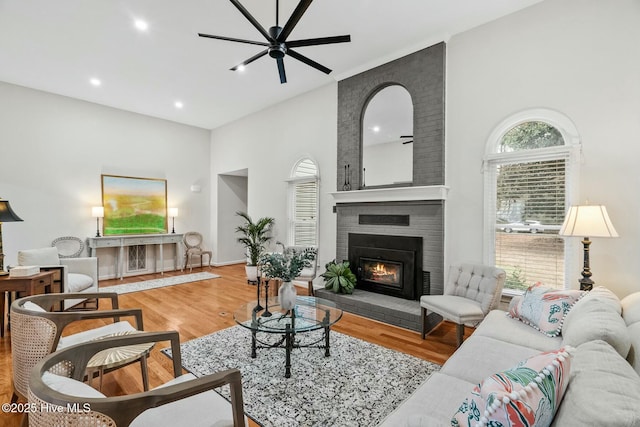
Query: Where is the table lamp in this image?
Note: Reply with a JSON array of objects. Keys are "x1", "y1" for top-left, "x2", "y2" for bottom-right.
[
  {"x1": 559, "y1": 205, "x2": 618, "y2": 291},
  {"x1": 0, "y1": 198, "x2": 24, "y2": 275},
  {"x1": 92, "y1": 206, "x2": 104, "y2": 238},
  {"x1": 168, "y1": 208, "x2": 178, "y2": 234}
]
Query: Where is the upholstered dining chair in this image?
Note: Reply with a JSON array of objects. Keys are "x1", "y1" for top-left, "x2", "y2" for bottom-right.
[
  {"x1": 51, "y1": 236, "x2": 85, "y2": 258},
  {"x1": 28, "y1": 331, "x2": 246, "y2": 427},
  {"x1": 9, "y1": 292, "x2": 143, "y2": 406},
  {"x1": 421, "y1": 263, "x2": 506, "y2": 347},
  {"x1": 183, "y1": 231, "x2": 212, "y2": 272}
]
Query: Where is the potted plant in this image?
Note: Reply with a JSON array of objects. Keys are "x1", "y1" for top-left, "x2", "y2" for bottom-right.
[
  {"x1": 322, "y1": 260, "x2": 357, "y2": 294},
  {"x1": 260, "y1": 246, "x2": 317, "y2": 310},
  {"x1": 235, "y1": 211, "x2": 275, "y2": 282}
]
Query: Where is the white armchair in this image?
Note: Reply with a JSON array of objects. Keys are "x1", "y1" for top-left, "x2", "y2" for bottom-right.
[
  {"x1": 420, "y1": 263, "x2": 506, "y2": 347},
  {"x1": 17, "y1": 247, "x2": 98, "y2": 309}
]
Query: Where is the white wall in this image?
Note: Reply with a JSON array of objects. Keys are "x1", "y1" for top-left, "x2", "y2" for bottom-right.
[
  {"x1": 217, "y1": 174, "x2": 248, "y2": 264},
  {"x1": 0, "y1": 82, "x2": 211, "y2": 277},
  {"x1": 210, "y1": 84, "x2": 338, "y2": 270},
  {"x1": 446, "y1": 0, "x2": 640, "y2": 297}
]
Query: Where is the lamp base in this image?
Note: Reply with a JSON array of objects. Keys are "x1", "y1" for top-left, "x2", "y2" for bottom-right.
[{"x1": 579, "y1": 278, "x2": 594, "y2": 291}]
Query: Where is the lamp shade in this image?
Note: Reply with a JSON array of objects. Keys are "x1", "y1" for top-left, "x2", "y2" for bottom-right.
[
  {"x1": 0, "y1": 199, "x2": 24, "y2": 222},
  {"x1": 168, "y1": 207, "x2": 179, "y2": 217},
  {"x1": 91, "y1": 206, "x2": 104, "y2": 218},
  {"x1": 559, "y1": 205, "x2": 618, "y2": 238}
]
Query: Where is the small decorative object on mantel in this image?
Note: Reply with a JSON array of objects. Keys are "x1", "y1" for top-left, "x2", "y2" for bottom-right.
[
  {"x1": 260, "y1": 246, "x2": 317, "y2": 311},
  {"x1": 342, "y1": 164, "x2": 351, "y2": 191}
]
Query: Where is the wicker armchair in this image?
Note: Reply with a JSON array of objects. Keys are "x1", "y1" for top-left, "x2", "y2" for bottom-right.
[
  {"x1": 28, "y1": 331, "x2": 246, "y2": 427},
  {"x1": 9, "y1": 292, "x2": 143, "y2": 404}
]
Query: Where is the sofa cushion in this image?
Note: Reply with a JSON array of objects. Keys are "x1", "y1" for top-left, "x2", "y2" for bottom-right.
[
  {"x1": 67, "y1": 273, "x2": 94, "y2": 292},
  {"x1": 621, "y1": 291, "x2": 640, "y2": 376},
  {"x1": 474, "y1": 310, "x2": 562, "y2": 352},
  {"x1": 451, "y1": 347, "x2": 572, "y2": 427},
  {"x1": 508, "y1": 283, "x2": 585, "y2": 337},
  {"x1": 561, "y1": 287, "x2": 631, "y2": 358},
  {"x1": 551, "y1": 340, "x2": 640, "y2": 427},
  {"x1": 17, "y1": 247, "x2": 61, "y2": 266},
  {"x1": 441, "y1": 335, "x2": 541, "y2": 384},
  {"x1": 378, "y1": 372, "x2": 474, "y2": 427}
]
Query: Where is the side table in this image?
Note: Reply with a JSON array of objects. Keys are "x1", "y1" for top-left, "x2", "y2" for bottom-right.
[{"x1": 0, "y1": 271, "x2": 55, "y2": 337}]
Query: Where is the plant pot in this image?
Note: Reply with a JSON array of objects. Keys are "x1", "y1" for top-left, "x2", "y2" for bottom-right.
[
  {"x1": 278, "y1": 281, "x2": 297, "y2": 311},
  {"x1": 245, "y1": 265, "x2": 258, "y2": 282}
]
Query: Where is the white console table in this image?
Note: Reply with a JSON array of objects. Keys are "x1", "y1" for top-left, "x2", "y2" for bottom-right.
[{"x1": 87, "y1": 234, "x2": 183, "y2": 280}]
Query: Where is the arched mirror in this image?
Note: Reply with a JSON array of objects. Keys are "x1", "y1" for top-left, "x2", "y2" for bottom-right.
[{"x1": 362, "y1": 85, "x2": 413, "y2": 187}]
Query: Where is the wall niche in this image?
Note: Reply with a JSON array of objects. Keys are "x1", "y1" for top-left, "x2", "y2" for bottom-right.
[{"x1": 337, "y1": 42, "x2": 446, "y2": 190}]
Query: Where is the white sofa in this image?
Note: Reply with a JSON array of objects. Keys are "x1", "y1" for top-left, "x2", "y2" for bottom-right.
[
  {"x1": 17, "y1": 247, "x2": 98, "y2": 308},
  {"x1": 381, "y1": 286, "x2": 640, "y2": 426}
]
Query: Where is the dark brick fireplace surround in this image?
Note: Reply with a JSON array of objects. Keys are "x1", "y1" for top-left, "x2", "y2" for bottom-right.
[{"x1": 315, "y1": 42, "x2": 447, "y2": 333}]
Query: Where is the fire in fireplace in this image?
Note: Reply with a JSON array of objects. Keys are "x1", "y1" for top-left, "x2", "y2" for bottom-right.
[
  {"x1": 361, "y1": 258, "x2": 402, "y2": 288},
  {"x1": 348, "y1": 233, "x2": 423, "y2": 300}
]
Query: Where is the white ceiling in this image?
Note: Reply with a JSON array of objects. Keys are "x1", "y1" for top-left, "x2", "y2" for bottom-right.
[{"x1": 0, "y1": 0, "x2": 541, "y2": 130}]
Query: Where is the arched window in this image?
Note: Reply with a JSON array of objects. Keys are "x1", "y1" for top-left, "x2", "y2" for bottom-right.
[
  {"x1": 288, "y1": 158, "x2": 319, "y2": 246},
  {"x1": 483, "y1": 109, "x2": 580, "y2": 292}
]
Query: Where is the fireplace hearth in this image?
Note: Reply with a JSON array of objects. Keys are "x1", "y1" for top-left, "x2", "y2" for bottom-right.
[{"x1": 348, "y1": 233, "x2": 423, "y2": 300}]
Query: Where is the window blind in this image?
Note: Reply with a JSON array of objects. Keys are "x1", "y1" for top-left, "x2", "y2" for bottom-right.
[{"x1": 495, "y1": 159, "x2": 566, "y2": 290}]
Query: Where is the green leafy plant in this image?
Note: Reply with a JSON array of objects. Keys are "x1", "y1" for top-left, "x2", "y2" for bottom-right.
[
  {"x1": 259, "y1": 247, "x2": 317, "y2": 282},
  {"x1": 235, "y1": 212, "x2": 275, "y2": 266},
  {"x1": 322, "y1": 260, "x2": 357, "y2": 294}
]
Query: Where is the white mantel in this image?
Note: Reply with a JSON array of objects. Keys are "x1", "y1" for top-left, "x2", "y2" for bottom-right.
[{"x1": 329, "y1": 185, "x2": 449, "y2": 204}]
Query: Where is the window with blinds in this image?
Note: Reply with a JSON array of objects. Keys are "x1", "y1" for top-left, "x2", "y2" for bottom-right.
[
  {"x1": 487, "y1": 120, "x2": 572, "y2": 292},
  {"x1": 495, "y1": 159, "x2": 566, "y2": 290},
  {"x1": 289, "y1": 159, "x2": 318, "y2": 246}
]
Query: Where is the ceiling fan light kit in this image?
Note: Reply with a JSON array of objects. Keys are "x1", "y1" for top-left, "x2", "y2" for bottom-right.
[{"x1": 198, "y1": 0, "x2": 351, "y2": 84}]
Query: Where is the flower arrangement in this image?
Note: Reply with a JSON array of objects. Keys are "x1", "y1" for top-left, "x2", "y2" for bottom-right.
[{"x1": 259, "y1": 246, "x2": 317, "y2": 282}]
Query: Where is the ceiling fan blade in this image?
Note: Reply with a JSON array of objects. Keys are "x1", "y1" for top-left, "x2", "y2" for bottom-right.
[
  {"x1": 287, "y1": 48, "x2": 331, "y2": 74},
  {"x1": 400, "y1": 135, "x2": 413, "y2": 138},
  {"x1": 198, "y1": 33, "x2": 269, "y2": 47},
  {"x1": 277, "y1": 0, "x2": 313, "y2": 42},
  {"x1": 277, "y1": 58, "x2": 287, "y2": 84},
  {"x1": 287, "y1": 35, "x2": 351, "y2": 48},
  {"x1": 230, "y1": 49, "x2": 269, "y2": 70},
  {"x1": 229, "y1": 0, "x2": 274, "y2": 41},
  {"x1": 402, "y1": 140, "x2": 413, "y2": 144}
]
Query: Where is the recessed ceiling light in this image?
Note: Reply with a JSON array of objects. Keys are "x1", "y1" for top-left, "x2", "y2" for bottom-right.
[
  {"x1": 90, "y1": 78, "x2": 102, "y2": 87},
  {"x1": 174, "y1": 101, "x2": 184, "y2": 109},
  {"x1": 134, "y1": 19, "x2": 148, "y2": 31},
  {"x1": 372, "y1": 126, "x2": 380, "y2": 133},
  {"x1": 237, "y1": 65, "x2": 246, "y2": 72}
]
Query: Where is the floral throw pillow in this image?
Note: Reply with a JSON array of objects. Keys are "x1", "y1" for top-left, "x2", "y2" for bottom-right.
[
  {"x1": 507, "y1": 283, "x2": 585, "y2": 337},
  {"x1": 451, "y1": 347, "x2": 573, "y2": 427}
]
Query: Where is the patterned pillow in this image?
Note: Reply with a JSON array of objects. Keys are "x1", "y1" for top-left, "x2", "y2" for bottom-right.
[
  {"x1": 508, "y1": 283, "x2": 585, "y2": 337},
  {"x1": 451, "y1": 347, "x2": 573, "y2": 427}
]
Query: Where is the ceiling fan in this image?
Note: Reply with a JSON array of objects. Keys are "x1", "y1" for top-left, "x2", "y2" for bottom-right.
[
  {"x1": 198, "y1": 0, "x2": 351, "y2": 84},
  {"x1": 401, "y1": 135, "x2": 413, "y2": 144}
]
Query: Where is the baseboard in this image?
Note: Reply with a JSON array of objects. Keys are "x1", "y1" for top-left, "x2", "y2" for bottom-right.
[{"x1": 211, "y1": 260, "x2": 246, "y2": 267}]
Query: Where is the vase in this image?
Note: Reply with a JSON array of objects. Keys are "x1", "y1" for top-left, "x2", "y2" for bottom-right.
[{"x1": 278, "y1": 281, "x2": 297, "y2": 311}]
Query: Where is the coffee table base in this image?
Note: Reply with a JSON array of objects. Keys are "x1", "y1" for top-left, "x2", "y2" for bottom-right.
[{"x1": 250, "y1": 311, "x2": 332, "y2": 378}]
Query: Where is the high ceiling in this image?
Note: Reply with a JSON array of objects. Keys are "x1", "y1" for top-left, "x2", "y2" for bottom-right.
[{"x1": 0, "y1": 0, "x2": 541, "y2": 130}]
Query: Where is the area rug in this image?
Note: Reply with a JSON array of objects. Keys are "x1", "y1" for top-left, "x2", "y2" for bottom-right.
[
  {"x1": 163, "y1": 325, "x2": 440, "y2": 427},
  {"x1": 100, "y1": 272, "x2": 220, "y2": 294}
]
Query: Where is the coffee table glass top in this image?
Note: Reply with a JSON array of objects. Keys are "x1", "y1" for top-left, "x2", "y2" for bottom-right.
[{"x1": 234, "y1": 296, "x2": 343, "y2": 333}]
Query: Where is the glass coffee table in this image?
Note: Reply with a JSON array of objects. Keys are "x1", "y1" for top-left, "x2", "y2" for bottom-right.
[{"x1": 234, "y1": 296, "x2": 343, "y2": 378}]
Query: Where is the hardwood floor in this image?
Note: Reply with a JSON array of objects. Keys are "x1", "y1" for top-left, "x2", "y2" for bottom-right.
[{"x1": 0, "y1": 264, "x2": 465, "y2": 427}]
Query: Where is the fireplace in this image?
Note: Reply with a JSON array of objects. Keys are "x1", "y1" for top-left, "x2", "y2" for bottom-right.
[{"x1": 348, "y1": 233, "x2": 423, "y2": 300}]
